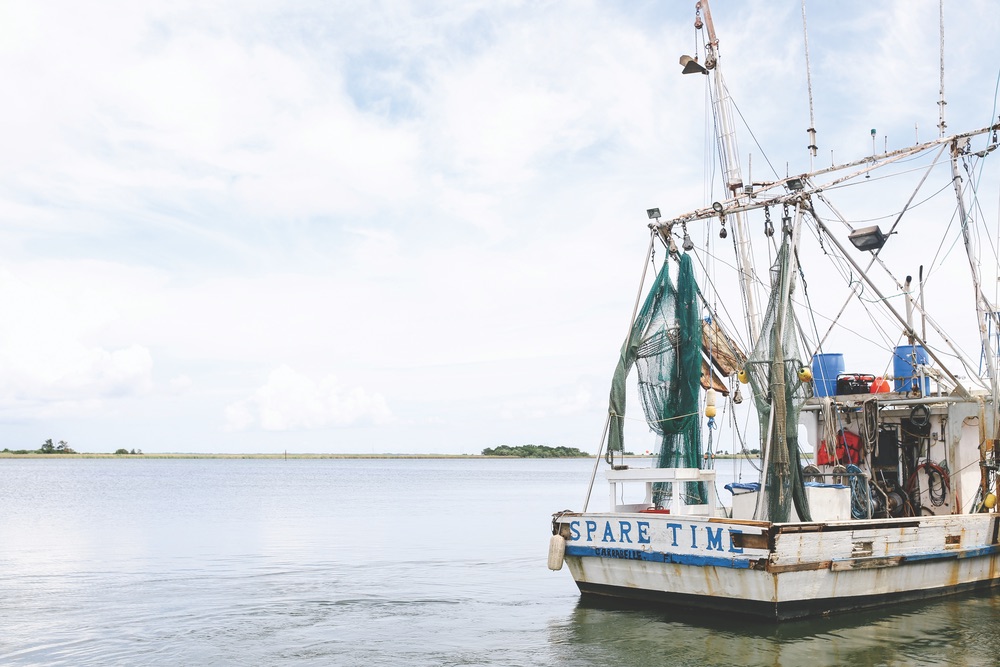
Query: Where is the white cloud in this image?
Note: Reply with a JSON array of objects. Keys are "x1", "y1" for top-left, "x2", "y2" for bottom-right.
[
  {"x1": 168, "y1": 375, "x2": 193, "y2": 394},
  {"x1": 0, "y1": 263, "x2": 155, "y2": 417},
  {"x1": 224, "y1": 365, "x2": 392, "y2": 431},
  {"x1": 0, "y1": 1, "x2": 994, "y2": 453},
  {"x1": 499, "y1": 384, "x2": 597, "y2": 421}
]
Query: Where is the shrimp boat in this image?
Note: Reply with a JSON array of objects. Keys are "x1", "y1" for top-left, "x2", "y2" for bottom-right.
[{"x1": 549, "y1": 0, "x2": 1000, "y2": 620}]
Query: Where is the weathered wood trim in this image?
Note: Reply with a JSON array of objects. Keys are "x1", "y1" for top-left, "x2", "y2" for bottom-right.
[
  {"x1": 774, "y1": 520, "x2": 922, "y2": 534},
  {"x1": 764, "y1": 543, "x2": 1000, "y2": 573},
  {"x1": 766, "y1": 560, "x2": 831, "y2": 574},
  {"x1": 830, "y1": 556, "x2": 903, "y2": 571},
  {"x1": 708, "y1": 517, "x2": 771, "y2": 527},
  {"x1": 731, "y1": 531, "x2": 770, "y2": 551}
]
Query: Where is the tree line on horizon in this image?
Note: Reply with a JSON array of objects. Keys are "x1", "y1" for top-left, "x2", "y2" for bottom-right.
[
  {"x1": 481, "y1": 444, "x2": 589, "y2": 458},
  {"x1": 2, "y1": 439, "x2": 76, "y2": 455},
  {"x1": 0, "y1": 439, "x2": 147, "y2": 455}
]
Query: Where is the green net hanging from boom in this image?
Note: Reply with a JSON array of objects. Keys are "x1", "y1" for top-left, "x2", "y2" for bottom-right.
[
  {"x1": 744, "y1": 237, "x2": 812, "y2": 522},
  {"x1": 608, "y1": 252, "x2": 706, "y2": 505}
]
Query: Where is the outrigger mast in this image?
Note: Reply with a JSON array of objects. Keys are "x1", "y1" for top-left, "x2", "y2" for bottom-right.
[
  {"x1": 688, "y1": 0, "x2": 761, "y2": 344},
  {"x1": 950, "y1": 136, "x2": 1000, "y2": 435}
]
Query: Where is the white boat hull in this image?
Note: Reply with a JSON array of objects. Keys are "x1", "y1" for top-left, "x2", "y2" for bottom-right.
[{"x1": 555, "y1": 511, "x2": 1000, "y2": 620}]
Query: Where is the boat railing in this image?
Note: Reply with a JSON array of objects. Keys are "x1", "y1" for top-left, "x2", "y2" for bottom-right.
[{"x1": 605, "y1": 467, "x2": 718, "y2": 516}]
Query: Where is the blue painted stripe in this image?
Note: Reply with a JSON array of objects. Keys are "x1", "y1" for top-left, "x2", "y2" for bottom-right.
[
  {"x1": 900, "y1": 544, "x2": 1000, "y2": 563},
  {"x1": 565, "y1": 545, "x2": 756, "y2": 569},
  {"x1": 568, "y1": 543, "x2": 1000, "y2": 572}
]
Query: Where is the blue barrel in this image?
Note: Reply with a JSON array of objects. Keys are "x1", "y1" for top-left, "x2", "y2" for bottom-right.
[
  {"x1": 812, "y1": 353, "x2": 844, "y2": 397},
  {"x1": 893, "y1": 345, "x2": 930, "y2": 393}
]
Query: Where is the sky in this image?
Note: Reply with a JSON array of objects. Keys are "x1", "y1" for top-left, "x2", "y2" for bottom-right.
[{"x1": 0, "y1": 0, "x2": 998, "y2": 454}]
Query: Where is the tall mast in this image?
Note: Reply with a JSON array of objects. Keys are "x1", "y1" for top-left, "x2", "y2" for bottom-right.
[
  {"x1": 951, "y1": 142, "x2": 1000, "y2": 423},
  {"x1": 939, "y1": 1, "x2": 998, "y2": 429},
  {"x1": 697, "y1": 0, "x2": 762, "y2": 343}
]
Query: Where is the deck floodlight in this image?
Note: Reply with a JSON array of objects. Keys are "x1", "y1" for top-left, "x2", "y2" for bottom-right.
[
  {"x1": 848, "y1": 225, "x2": 888, "y2": 251},
  {"x1": 787, "y1": 177, "x2": 805, "y2": 191},
  {"x1": 679, "y1": 55, "x2": 709, "y2": 75},
  {"x1": 712, "y1": 201, "x2": 724, "y2": 213},
  {"x1": 647, "y1": 208, "x2": 661, "y2": 219}
]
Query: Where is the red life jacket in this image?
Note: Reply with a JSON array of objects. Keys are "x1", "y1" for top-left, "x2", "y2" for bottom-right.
[{"x1": 816, "y1": 429, "x2": 861, "y2": 465}]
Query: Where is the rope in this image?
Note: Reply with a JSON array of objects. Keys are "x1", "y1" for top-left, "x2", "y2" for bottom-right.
[
  {"x1": 906, "y1": 461, "x2": 950, "y2": 507},
  {"x1": 820, "y1": 397, "x2": 837, "y2": 462},
  {"x1": 862, "y1": 399, "x2": 879, "y2": 453},
  {"x1": 609, "y1": 410, "x2": 700, "y2": 425},
  {"x1": 846, "y1": 464, "x2": 873, "y2": 519}
]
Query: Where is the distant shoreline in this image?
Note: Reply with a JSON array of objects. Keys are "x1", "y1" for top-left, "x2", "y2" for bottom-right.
[
  {"x1": 0, "y1": 452, "x2": 592, "y2": 460},
  {"x1": 0, "y1": 452, "x2": 774, "y2": 460}
]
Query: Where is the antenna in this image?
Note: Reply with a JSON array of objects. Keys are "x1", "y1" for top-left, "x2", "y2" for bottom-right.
[
  {"x1": 801, "y1": 0, "x2": 818, "y2": 169},
  {"x1": 938, "y1": 0, "x2": 947, "y2": 137}
]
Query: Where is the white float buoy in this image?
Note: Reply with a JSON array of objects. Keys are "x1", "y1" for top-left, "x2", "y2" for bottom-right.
[{"x1": 547, "y1": 533, "x2": 566, "y2": 571}]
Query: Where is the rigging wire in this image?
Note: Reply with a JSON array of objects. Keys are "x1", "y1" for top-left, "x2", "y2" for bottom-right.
[
  {"x1": 822, "y1": 173, "x2": 954, "y2": 225},
  {"x1": 694, "y1": 226, "x2": 903, "y2": 355},
  {"x1": 964, "y1": 161, "x2": 1000, "y2": 288},
  {"x1": 706, "y1": 76, "x2": 764, "y2": 347},
  {"x1": 793, "y1": 247, "x2": 828, "y2": 378},
  {"x1": 820, "y1": 161, "x2": 952, "y2": 194},
  {"x1": 991, "y1": 71, "x2": 1000, "y2": 312},
  {"x1": 705, "y1": 37, "x2": 718, "y2": 211},
  {"x1": 802, "y1": 161, "x2": 983, "y2": 383},
  {"x1": 795, "y1": 206, "x2": 982, "y2": 389},
  {"x1": 690, "y1": 247, "x2": 752, "y2": 354},
  {"x1": 727, "y1": 94, "x2": 781, "y2": 182}
]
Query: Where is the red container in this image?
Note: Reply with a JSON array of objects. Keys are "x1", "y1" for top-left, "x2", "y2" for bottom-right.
[{"x1": 870, "y1": 376, "x2": 891, "y2": 393}]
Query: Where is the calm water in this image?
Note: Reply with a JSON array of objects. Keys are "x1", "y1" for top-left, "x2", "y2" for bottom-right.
[{"x1": 2, "y1": 457, "x2": 1000, "y2": 666}]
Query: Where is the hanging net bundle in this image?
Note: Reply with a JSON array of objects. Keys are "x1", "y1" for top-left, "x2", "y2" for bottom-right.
[
  {"x1": 608, "y1": 252, "x2": 706, "y2": 505},
  {"x1": 744, "y1": 237, "x2": 812, "y2": 522}
]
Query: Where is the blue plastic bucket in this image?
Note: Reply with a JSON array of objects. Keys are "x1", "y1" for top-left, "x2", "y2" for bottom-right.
[
  {"x1": 892, "y1": 345, "x2": 930, "y2": 393},
  {"x1": 812, "y1": 353, "x2": 844, "y2": 397}
]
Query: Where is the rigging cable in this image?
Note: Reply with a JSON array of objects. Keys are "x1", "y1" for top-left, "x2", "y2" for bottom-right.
[
  {"x1": 706, "y1": 77, "x2": 763, "y2": 347},
  {"x1": 809, "y1": 142, "x2": 945, "y2": 308},
  {"x1": 964, "y1": 158, "x2": 1000, "y2": 286},
  {"x1": 803, "y1": 193, "x2": 983, "y2": 385},
  {"x1": 907, "y1": 461, "x2": 950, "y2": 507},
  {"x1": 690, "y1": 242, "x2": 753, "y2": 354},
  {"x1": 727, "y1": 94, "x2": 780, "y2": 182}
]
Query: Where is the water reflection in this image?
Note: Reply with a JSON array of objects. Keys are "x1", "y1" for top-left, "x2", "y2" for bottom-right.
[
  {"x1": 5, "y1": 458, "x2": 1000, "y2": 666},
  {"x1": 555, "y1": 591, "x2": 1000, "y2": 667}
]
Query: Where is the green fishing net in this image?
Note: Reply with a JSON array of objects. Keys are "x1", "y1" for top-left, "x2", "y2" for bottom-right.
[
  {"x1": 744, "y1": 238, "x2": 812, "y2": 522},
  {"x1": 608, "y1": 252, "x2": 706, "y2": 505}
]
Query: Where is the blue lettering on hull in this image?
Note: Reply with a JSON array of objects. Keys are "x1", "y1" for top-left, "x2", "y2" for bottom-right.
[{"x1": 568, "y1": 519, "x2": 746, "y2": 553}]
